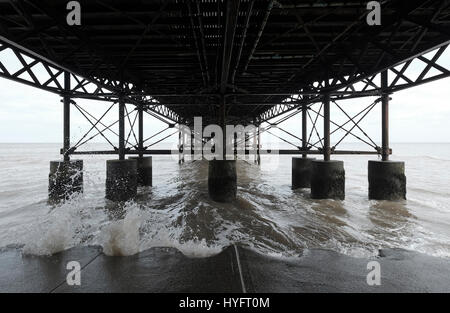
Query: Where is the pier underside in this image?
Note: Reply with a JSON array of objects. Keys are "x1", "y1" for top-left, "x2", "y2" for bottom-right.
[
  {"x1": 0, "y1": 0, "x2": 450, "y2": 201},
  {"x1": 1, "y1": 1, "x2": 450, "y2": 295}
]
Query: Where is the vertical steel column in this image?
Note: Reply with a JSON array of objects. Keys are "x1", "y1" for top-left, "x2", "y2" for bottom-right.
[
  {"x1": 381, "y1": 71, "x2": 390, "y2": 161},
  {"x1": 63, "y1": 71, "x2": 71, "y2": 162},
  {"x1": 252, "y1": 119, "x2": 257, "y2": 164},
  {"x1": 257, "y1": 124, "x2": 261, "y2": 165},
  {"x1": 245, "y1": 133, "x2": 249, "y2": 156},
  {"x1": 323, "y1": 94, "x2": 331, "y2": 161},
  {"x1": 191, "y1": 133, "x2": 194, "y2": 158},
  {"x1": 302, "y1": 102, "x2": 308, "y2": 158},
  {"x1": 221, "y1": 96, "x2": 227, "y2": 160},
  {"x1": 178, "y1": 127, "x2": 182, "y2": 164},
  {"x1": 182, "y1": 130, "x2": 185, "y2": 163},
  {"x1": 178, "y1": 119, "x2": 185, "y2": 164},
  {"x1": 118, "y1": 97, "x2": 125, "y2": 160},
  {"x1": 234, "y1": 132, "x2": 237, "y2": 159},
  {"x1": 138, "y1": 104, "x2": 144, "y2": 158}
]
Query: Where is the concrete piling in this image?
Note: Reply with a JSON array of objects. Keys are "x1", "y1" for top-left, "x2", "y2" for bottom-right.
[
  {"x1": 368, "y1": 160, "x2": 406, "y2": 200},
  {"x1": 292, "y1": 157, "x2": 315, "y2": 189},
  {"x1": 208, "y1": 160, "x2": 237, "y2": 202},
  {"x1": 311, "y1": 160, "x2": 345, "y2": 200},
  {"x1": 106, "y1": 159, "x2": 138, "y2": 202},
  {"x1": 128, "y1": 156, "x2": 152, "y2": 186},
  {"x1": 48, "y1": 160, "x2": 83, "y2": 202}
]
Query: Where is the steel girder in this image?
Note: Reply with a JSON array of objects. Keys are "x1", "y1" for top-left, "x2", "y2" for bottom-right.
[
  {"x1": 0, "y1": 36, "x2": 180, "y2": 123},
  {"x1": 256, "y1": 42, "x2": 450, "y2": 124}
]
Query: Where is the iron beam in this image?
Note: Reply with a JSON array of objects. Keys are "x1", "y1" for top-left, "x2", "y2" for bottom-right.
[
  {"x1": 220, "y1": 0, "x2": 239, "y2": 94},
  {"x1": 323, "y1": 94, "x2": 331, "y2": 162},
  {"x1": 118, "y1": 97, "x2": 125, "y2": 160},
  {"x1": 381, "y1": 70, "x2": 390, "y2": 161},
  {"x1": 68, "y1": 149, "x2": 386, "y2": 156},
  {"x1": 138, "y1": 103, "x2": 144, "y2": 158},
  {"x1": 63, "y1": 71, "x2": 71, "y2": 162},
  {"x1": 302, "y1": 102, "x2": 308, "y2": 158}
]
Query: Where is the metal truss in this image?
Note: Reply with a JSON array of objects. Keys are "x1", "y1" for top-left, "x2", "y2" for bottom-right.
[
  {"x1": 220, "y1": 96, "x2": 383, "y2": 160},
  {"x1": 0, "y1": 37, "x2": 180, "y2": 124},
  {"x1": 68, "y1": 94, "x2": 384, "y2": 157},
  {"x1": 243, "y1": 95, "x2": 382, "y2": 158},
  {"x1": 66, "y1": 99, "x2": 178, "y2": 156},
  {"x1": 1, "y1": 0, "x2": 449, "y2": 158},
  {"x1": 258, "y1": 44, "x2": 450, "y2": 122},
  {"x1": 256, "y1": 43, "x2": 450, "y2": 124}
]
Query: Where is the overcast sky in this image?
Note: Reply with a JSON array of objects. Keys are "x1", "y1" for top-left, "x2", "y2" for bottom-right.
[{"x1": 0, "y1": 49, "x2": 449, "y2": 145}]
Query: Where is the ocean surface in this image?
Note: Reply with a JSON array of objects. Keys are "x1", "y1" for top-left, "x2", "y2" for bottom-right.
[{"x1": 0, "y1": 142, "x2": 449, "y2": 259}]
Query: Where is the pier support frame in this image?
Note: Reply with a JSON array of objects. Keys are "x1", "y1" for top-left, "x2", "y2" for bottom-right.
[
  {"x1": 49, "y1": 160, "x2": 83, "y2": 202},
  {"x1": 118, "y1": 96, "x2": 126, "y2": 161},
  {"x1": 368, "y1": 71, "x2": 406, "y2": 200},
  {"x1": 368, "y1": 160, "x2": 406, "y2": 200},
  {"x1": 49, "y1": 71, "x2": 84, "y2": 202},
  {"x1": 256, "y1": 125, "x2": 261, "y2": 165},
  {"x1": 128, "y1": 156, "x2": 152, "y2": 187},
  {"x1": 208, "y1": 97, "x2": 237, "y2": 203},
  {"x1": 292, "y1": 157, "x2": 315, "y2": 189},
  {"x1": 292, "y1": 101, "x2": 315, "y2": 189},
  {"x1": 105, "y1": 96, "x2": 138, "y2": 201},
  {"x1": 311, "y1": 94, "x2": 345, "y2": 200},
  {"x1": 178, "y1": 125, "x2": 185, "y2": 164},
  {"x1": 208, "y1": 160, "x2": 237, "y2": 203},
  {"x1": 128, "y1": 104, "x2": 152, "y2": 187},
  {"x1": 63, "y1": 72, "x2": 71, "y2": 163},
  {"x1": 106, "y1": 159, "x2": 138, "y2": 201},
  {"x1": 311, "y1": 160, "x2": 345, "y2": 200},
  {"x1": 191, "y1": 133, "x2": 195, "y2": 160}
]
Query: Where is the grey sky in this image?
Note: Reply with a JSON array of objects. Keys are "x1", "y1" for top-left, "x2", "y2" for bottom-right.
[{"x1": 0, "y1": 49, "x2": 449, "y2": 145}]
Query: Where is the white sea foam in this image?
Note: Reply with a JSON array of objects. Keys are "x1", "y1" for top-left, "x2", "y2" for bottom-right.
[
  {"x1": 98, "y1": 205, "x2": 142, "y2": 256},
  {"x1": 22, "y1": 198, "x2": 85, "y2": 255}
]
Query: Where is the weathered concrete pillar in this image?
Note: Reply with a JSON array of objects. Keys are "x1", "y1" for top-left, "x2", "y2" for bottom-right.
[
  {"x1": 208, "y1": 160, "x2": 237, "y2": 202},
  {"x1": 106, "y1": 159, "x2": 138, "y2": 202},
  {"x1": 311, "y1": 160, "x2": 345, "y2": 200},
  {"x1": 128, "y1": 156, "x2": 152, "y2": 186},
  {"x1": 292, "y1": 157, "x2": 315, "y2": 189},
  {"x1": 49, "y1": 160, "x2": 83, "y2": 202},
  {"x1": 368, "y1": 160, "x2": 406, "y2": 200}
]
